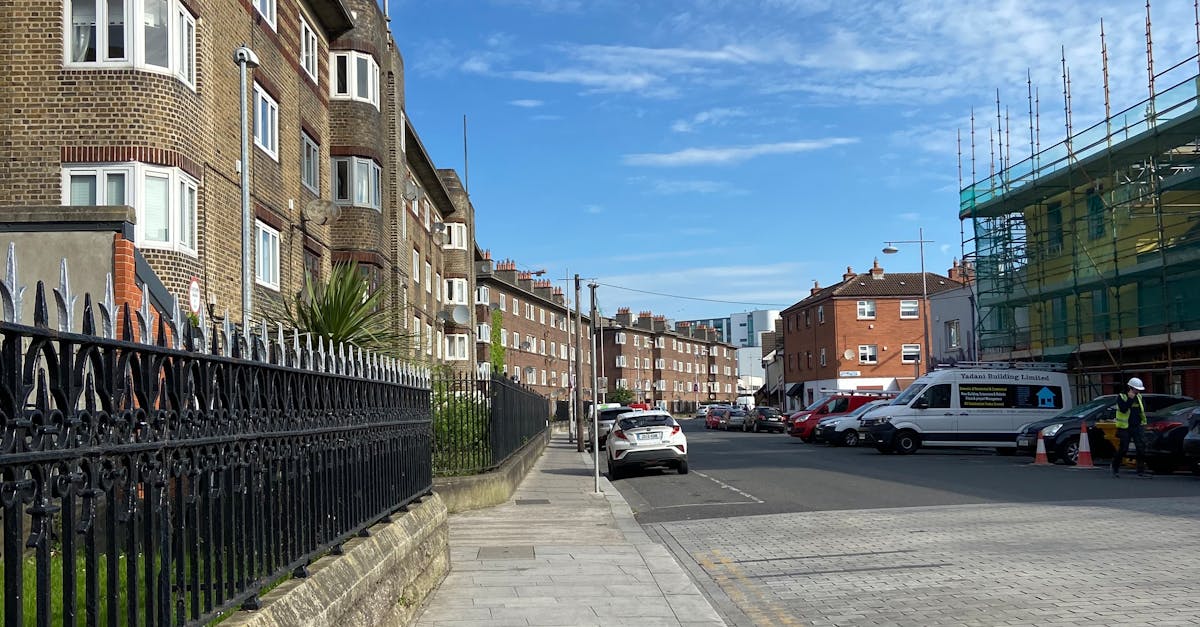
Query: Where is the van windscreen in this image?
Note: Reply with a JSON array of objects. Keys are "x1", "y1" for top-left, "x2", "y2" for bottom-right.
[{"x1": 894, "y1": 384, "x2": 926, "y2": 406}]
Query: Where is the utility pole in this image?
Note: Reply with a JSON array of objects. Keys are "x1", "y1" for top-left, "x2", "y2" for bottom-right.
[
  {"x1": 565, "y1": 272, "x2": 574, "y2": 443},
  {"x1": 589, "y1": 281, "x2": 600, "y2": 493},
  {"x1": 574, "y1": 274, "x2": 585, "y2": 452}
]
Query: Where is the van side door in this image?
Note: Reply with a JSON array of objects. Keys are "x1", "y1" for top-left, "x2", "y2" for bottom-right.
[{"x1": 911, "y1": 384, "x2": 956, "y2": 442}]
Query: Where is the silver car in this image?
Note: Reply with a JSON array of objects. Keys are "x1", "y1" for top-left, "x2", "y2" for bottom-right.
[
  {"x1": 588, "y1": 405, "x2": 634, "y2": 450},
  {"x1": 724, "y1": 409, "x2": 749, "y2": 431}
]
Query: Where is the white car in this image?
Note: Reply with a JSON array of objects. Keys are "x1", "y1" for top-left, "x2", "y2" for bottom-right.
[
  {"x1": 817, "y1": 399, "x2": 891, "y2": 447},
  {"x1": 606, "y1": 410, "x2": 688, "y2": 479}
]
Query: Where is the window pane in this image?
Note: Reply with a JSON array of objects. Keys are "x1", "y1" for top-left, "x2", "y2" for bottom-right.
[
  {"x1": 335, "y1": 55, "x2": 348, "y2": 94},
  {"x1": 178, "y1": 11, "x2": 194, "y2": 83},
  {"x1": 105, "y1": 172, "x2": 125, "y2": 204},
  {"x1": 180, "y1": 183, "x2": 196, "y2": 249},
  {"x1": 353, "y1": 160, "x2": 369, "y2": 205},
  {"x1": 107, "y1": 0, "x2": 125, "y2": 59},
  {"x1": 356, "y1": 56, "x2": 369, "y2": 98},
  {"x1": 70, "y1": 174, "x2": 98, "y2": 205},
  {"x1": 143, "y1": 175, "x2": 170, "y2": 242},
  {"x1": 144, "y1": 0, "x2": 169, "y2": 68},
  {"x1": 334, "y1": 159, "x2": 349, "y2": 200},
  {"x1": 71, "y1": 0, "x2": 98, "y2": 62}
]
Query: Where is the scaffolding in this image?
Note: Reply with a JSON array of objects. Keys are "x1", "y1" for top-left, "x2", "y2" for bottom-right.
[{"x1": 959, "y1": 3, "x2": 1200, "y2": 399}]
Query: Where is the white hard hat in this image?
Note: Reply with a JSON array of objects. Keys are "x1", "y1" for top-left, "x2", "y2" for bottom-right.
[{"x1": 1127, "y1": 377, "x2": 1145, "y2": 391}]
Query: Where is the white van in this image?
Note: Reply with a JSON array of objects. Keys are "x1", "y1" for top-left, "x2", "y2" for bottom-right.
[{"x1": 860, "y1": 363, "x2": 1073, "y2": 455}]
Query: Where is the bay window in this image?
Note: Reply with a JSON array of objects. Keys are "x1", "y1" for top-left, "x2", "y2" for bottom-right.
[
  {"x1": 445, "y1": 334, "x2": 469, "y2": 360},
  {"x1": 331, "y1": 157, "x2": 381, "y2": 209},
  {"x1": 330, "y1": 51, "x2": 379, "y2": 108},
  {"x1": 63, "y1": 164, "x2": 196, "y2": 254},
  {"x1": 67, "y1": 0, "x2": 196, "y2": 89},
  {"x1": 445, "y1": 278, "x2": 468, "y2": 305},
  {"x1": 444, "y1": 223, "x2": 468, "y2": 249}
]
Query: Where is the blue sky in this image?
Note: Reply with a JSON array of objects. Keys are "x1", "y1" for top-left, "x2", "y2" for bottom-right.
[{"x1": 391, "y1": 0, "x2": 1200, "y2": 320}]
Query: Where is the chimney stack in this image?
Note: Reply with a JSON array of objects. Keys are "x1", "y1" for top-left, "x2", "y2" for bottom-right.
[
  {"x1": 870, "y1": 258, "x2": 885, "y2": 279},
  {"x1": 810, "y1": 280, "x2": 821, "y2": 296},
  {"x1": 842, "y1": 266, "x2": 855, "y2": 281}
]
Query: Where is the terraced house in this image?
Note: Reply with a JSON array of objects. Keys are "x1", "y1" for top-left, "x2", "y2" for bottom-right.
[{"x1": 0, "y1": 0, "x2": 477, "y2": 370}]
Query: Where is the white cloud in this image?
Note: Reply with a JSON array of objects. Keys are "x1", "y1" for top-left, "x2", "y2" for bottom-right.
[
  {"x1": 623, "y1": 138, "x2": 857, "y2": 167},
  {"x1": 584, "y1": 205, "x2": 604, "y2": 214},
  {"x1": 647, "y1": 179, "x2": 745, "y2": 195},
  {"x1": 509, "y1": 68, "x2": 665, "y2": 94},
  {"x1": 510, "y1": 99, "x2": 545, "y2": 108},
  {"x1": 671, "y1": 107, "x2": 746, "y2": 133},
  {"x1": 898, "y1": 212, "x2": 920, "y2": 221}
]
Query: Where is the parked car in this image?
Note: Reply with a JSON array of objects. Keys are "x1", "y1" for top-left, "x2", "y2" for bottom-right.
[
  {"x1": 817, "y1": 399, "x2": 891, "y2": 446},
  {"x1": 695, "y1": 405, "x2": 711, "y2": 419},
  {"x1": 745, "y1": 407, "x2": 786, "y2": 433},
  {"x1": 789, "y1": 394, "x2": 886, "y2": 442},
  {"x1": 587, "y1": 404, "x2": 635, "y2": 450},
  {"x1": 1015, "y1": 393, "x2": 1190, "y2": 464},
  {"x1": 606, "y1": 410, "x2": 688, "y2": 479},
  {"x1": 1180, "y1": 407, "x2": 1200, "y2": 475},
  {"x1": 725, "y1": 409, "x2": 749, "y2": 431},
  {"x1": 1095, "y1": 400, "x2": 1200, "y2": 474},
  {"x1": 705, "y1": 406, "x2": 731, "y2": 429}
]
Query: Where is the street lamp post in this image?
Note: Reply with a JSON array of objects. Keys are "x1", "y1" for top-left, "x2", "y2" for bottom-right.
[
  {"x1": 883, "y1": 227, "x2": 934, "y2": 376},
  {"x1": 233, "y1": 46, "x2": 259, "y2": 337}
]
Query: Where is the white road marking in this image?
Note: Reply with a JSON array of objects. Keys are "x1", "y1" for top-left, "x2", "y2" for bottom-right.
[
  {"x1": 653, "y1": 501, "x2": 758, "y2": 509},
  {"x1": 694, "y1": 471, "x2": 764, "y2": 504}
]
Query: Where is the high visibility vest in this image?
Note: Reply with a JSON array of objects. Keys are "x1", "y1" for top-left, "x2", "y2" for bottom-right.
[{"x1": 1114, "y1": 393, "x2": 1145, "y2": 429}]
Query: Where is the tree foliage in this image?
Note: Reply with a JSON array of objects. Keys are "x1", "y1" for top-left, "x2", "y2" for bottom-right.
[
  {"x1": 282, "y1": 261, "x2": 410, "y2": 357},
  {"x1": 489, "y1": 309, "x2": 506, "y2": 372},
  {"x1": 608, "y1": 386, "x2": 634, "y2": 404}
]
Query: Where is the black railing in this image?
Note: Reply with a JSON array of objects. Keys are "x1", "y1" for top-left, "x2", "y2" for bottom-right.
[
  {"x1": 432, "y1": 374, "x2": 547, "y2": 476},
  {"x1": 0, "y1": 275, "x2": 432, "y2": 625}
]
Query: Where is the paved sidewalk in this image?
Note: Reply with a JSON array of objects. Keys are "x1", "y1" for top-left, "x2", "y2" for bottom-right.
[{"x1": 415, "y1": 434, "x2": 726, "y2": 627}]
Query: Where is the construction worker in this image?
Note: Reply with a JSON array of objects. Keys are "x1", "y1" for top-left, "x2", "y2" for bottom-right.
[{"x1": 1111, "y1": 377, "x2": 1149, "y2": 478}]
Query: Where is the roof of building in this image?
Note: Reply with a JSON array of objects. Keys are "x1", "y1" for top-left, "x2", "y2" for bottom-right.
[{"x1": 783, "y1": 264, "x2": 962, "y2": 313}]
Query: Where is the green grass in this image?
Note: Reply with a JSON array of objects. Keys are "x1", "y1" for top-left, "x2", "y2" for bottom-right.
[{"x1": 0, "y1": 550, "x2": 140, "y2": 624}]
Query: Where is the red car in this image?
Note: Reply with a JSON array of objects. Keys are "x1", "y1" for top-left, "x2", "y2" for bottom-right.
[
  {"x1": 705, "y1": 406, "x2": 731, "y2": 430},
  {"x1": 789, "y1": 394, "x2": 890, "y2": 442}
]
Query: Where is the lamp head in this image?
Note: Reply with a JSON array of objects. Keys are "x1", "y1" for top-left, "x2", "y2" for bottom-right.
[
  {"x1": 881, "y1": 243, "x2": 899, "y2": 255},
  {"x1": 233, "y1": 46, "x2": 260, "y2": 69}
]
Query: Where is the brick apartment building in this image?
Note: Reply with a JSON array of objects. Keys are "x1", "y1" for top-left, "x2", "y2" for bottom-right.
[
  {"x1": 598, "y1": 308, "x2": 738, "y2": 412},
  {"x1": 0, "y1": 0, "x2": 476, "y2": 371},
  {"x1": 781, "y1": 260, "x2": 966, "y2": 410},
  {"x1": 474, "y1": 256, "x2": 592, "y2": 407}
]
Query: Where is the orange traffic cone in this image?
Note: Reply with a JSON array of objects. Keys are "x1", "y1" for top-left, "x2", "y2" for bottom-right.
[
  {"x1": 1034, "y1": 430, "x2": 1050, "y2": 465},
  {"x1": 1075, "y1": 420, "x2": 1095, "y2": 468}
]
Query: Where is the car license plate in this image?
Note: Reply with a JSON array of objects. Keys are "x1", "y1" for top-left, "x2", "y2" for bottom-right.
[
  {"x1": 637, "y1": 432, "x2": 660, "y2": 441},
  {"x1": 769, "y1": 417, "x2": 779, "y2": 421},
  {"x1": 1017, "y1": 437, "x2": 1031, "y2": 447}
]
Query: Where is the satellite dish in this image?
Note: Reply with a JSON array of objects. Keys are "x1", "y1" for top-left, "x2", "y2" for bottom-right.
[
  {"x1": 489, "y1": 302, "x2": 502, "y2": 311},
  {"x1": 450, "y1": 304, "x2": 470, "y2": 324},
  {"x1": 520, "y1": 341, "x2": 531, "y2": 351},
  {"x1": 435, "y1": 310, "x2": 451, "y2": 323},
  {"x1": 433, "y1": 221, "x2": 447, "y2": 233},
  {"x1": 303, "y1": 199, "x2": 340, "y2": 225},
  {"x1": 403, "y1": 181, "x2": 419, "y2": 201},
  {"x1": 843, "y1": 349, "x2": 855, "y2": 360}
]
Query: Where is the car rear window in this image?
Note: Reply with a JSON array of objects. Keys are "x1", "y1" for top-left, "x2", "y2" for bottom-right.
[
  {"x1": 759, "y1": 408, "x2": 781, "y2": 416},
  {"x1": 618, "y1": 415, "x2": 675, "y2": 429},
  {"x1": 731, "y1": 410, "x2": 747, "y2": 417},
  {"x1": 599, "y1": 408, "x2": 630, "y2": 421}
]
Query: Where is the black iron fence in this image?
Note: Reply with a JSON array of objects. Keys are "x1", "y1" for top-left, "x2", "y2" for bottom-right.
[
  {"x1": 0, "y1": 257, "x2": 432, "y2": 626},
  {"x1": 432, "y1": 373, "x2": 548, "y2": 476}
]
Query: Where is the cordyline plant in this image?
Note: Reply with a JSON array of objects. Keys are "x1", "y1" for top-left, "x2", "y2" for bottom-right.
[{"x1": 283, "y1": 261, "x2": 411, "y2": 357}]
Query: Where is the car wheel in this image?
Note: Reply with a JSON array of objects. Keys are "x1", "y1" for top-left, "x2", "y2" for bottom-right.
[
  {"x1": 893, "y1": 430, "x2": 920, "y2": 455},
  {"x1": 842, "y1": 430, "x2": 859, "y2": 447},
  {"x1": 607, "y1": 461, "x2": 621, "y2": 480},
  {"x1": 1191, "y1": 459, "x2": 1200, "y2": 477},
  {"x1": 1149, "y1": 458, "x2": 1177, "y2": 475},
  {"x1": 1057, "y1": 438, "x2": 1079, "y2": 466},
  {"x1": 801, "y1": 432, "x2": 815, "y2": 443},
  {"x1": 678, "y1": 460, "x2": 689, "y2": 474}
]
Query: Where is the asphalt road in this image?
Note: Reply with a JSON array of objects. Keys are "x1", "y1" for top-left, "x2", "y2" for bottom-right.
[{"x1": 612, "y1": 417, "x2": 1200, "y2": 524}]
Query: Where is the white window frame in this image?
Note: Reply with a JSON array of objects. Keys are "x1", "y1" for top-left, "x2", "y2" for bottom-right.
[
  {"x1": 254, "y1": 0, "x2": 276, "y2": 29},
  {"x1": 425, "y1": 262, "x2": 432, "y2": 293},
  {"x1": 857, "y1": 300, "x2": 876, "y2": 320},
  {"x1": 331, "y1": 157, "x2": 381, "y2": 210},
  {"x1": 476, "y1": 323, "x2": 491, "y2": 343},
  {"x1": 900, "y1": 300, "x2": 920, "y2": 319},
  {"x1": 499, "y1": 294, "x2": 507, "y2": 310},
  {"x1": 901, "y1": 344, "x2": 921, "y2": 364},
  {"x1": 65, "y1": 0, "x2": 197, "y2": 91},
  {"x1": 615, "y1": 332, "x2": 626, "y2": 345},
  {"x1": 445, "y1": 334, "x2": 469, "y2": 360},
  {"x1": 299, "y1": 15, "x2": 319, "y2": 82},
  {"x1": 330, "y1": 51, "x2": 379, "y2": 108},
  {"x1": 445, "y1": 278, "x2": 468, "y2": 305},
  {"x1": 444, "y1": 223, "x2": 468, "y2": 250},
  {"x1": 63, "y1": 163, "x2": 197, "y2": 255},
  {"x1": 254, "y1": 220, "x2": 280, "y2": 290},
  {"x1": 412, "y1": 250, "x2": 420, "y2": 286},
  {"x1": 253, "y1": 82, "x2": 279, "y2": 161},
  {"x1": 301, "y1": 132, "x2": 320, "y2": 193},
  {"x1": 817, "y1": 306, "x2": 825, "y2": 324},
  {"x1": 820, "y1": 348, "x2": 827, "y2": 367},
  {"x1": 500, "y1": 329, "x2": 508, "y2": 347},
  {"x1": 858, "y1": 344, "x2": 878, "y2": 364},
  {"x1": 616, "y1": 355, "x2": 627, "y2": 367},
  {"x1": 475, "y1": 285, "x2": 490, "y2": 304}
]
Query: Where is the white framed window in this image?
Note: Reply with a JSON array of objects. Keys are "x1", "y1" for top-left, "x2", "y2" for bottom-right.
[
  {"x1": 946, "y1": 320, "x2": 961, "y2": 349},
  {"x1": 255, "y1": 221, "x2": 280, "y2": 290},
  {"x1": 299, "y1": 15, "x2": 319, "y2": 82},
  {"x1": 633, "y1": 335, "x2": 640, "y2": 348},
  {"x1": 63, "y1": 163, "x2": 197, "y2": 254},
  {"x1": 550, "y1": 341, "x2": 556, "y2": 357},
  {"x1": 67, "y1": 0, "x2": 197, "y2": 90},
  {"x1": 253, "y1": 83, "x2": 279, "y2": 160},
  {"x1": 902, "y1": 344, "x2": 921, "y2": 364},
  {"x1": 511, "y1": 297, "x2": 518, "y2": 314},
  {"x1": 330, "y1": 51, "x2": 379, "y2": 107},
  {"x1": 301, "y1": 132, "x2": 320, "y2": 193},
  {"x1": 499, "y1": 293, "x2": 507, "y2": 310},
  {"x1": 900, "y1": 300, "x2": 920, "y2": 319},
  {"x1": 539, "y1": 339, "x2": 546, "y2": 355},
  {"x1": 445, "y1": 334, "x2": 469, "y2": 360},
  {"x1": 253, "y1": 0, "x2": 276, "y2": 28},
  {"x1": 412, "y1": 250, "x2": 420, "y2": 286},
  {"x1": 616, "y1": 355, "x2": 627, "y2": 367},
  {"x1": 434, "y1": 272, "x2": 442, "y2": 302},
  {"x1": 655, "y1": 337, "x2": 664, "y2": 348},
  {"x1": 856, "y1": 300, "x2": 876, "y2": 320},
  {"x1": 425, "y1": 323, "x2": 433, "y2": 355},
  {"x1": 444, "y1": 223, "x2": 468, "y2": 250},
  {"x1": 817, "y1": 305, "x2": 825, "y2": 324},
  {"x1": 615, "y1": 332, "x2": 626, "y2": 345},
  {"x1": 445, "y1": 278, "x2": 467, "y2": 305},
  {"x1": 331, "y1": 157, "x2": 380, "y2": 210},
  {"x1": 475, "y1": 285, "x2": 490, "y2": 304},
  {"x1": 425, "y1": 262, "x2": 432, "y2": 293},
  {"x1": 858, "y1": 344, "x2": 878, "y2": 364},
  {"x1": 476, "y1": 323, "x2": 491, "y2": 342},
  {"x1": 500, "y1": 329, "x2": 508, "y2": 347},
  {"x1": 560, "y1": 345, "x2": 567, "y2": 359},
  {"x1": 617, "y1": 378, "x2": 628, "y2": 389},
  {"x1": 655, "y1": 358, "x2": 665, "y2": 369},
  {"x1": 539, "y1": 308, "x2": 545, "y2": 324},
  {"x1": 820, "y1": 348, "x2": 827, "y2": 367}
]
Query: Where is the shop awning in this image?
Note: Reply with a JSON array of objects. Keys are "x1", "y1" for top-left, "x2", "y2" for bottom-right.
[{"x1": 785, "y1": 383, "x2": 805, "y2": 397}]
